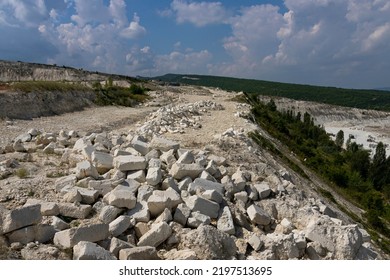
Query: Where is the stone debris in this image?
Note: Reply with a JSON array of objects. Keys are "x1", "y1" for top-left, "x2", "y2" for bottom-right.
[{"x1": 0, "y1": 96, "x2": 383, "y2": 261}]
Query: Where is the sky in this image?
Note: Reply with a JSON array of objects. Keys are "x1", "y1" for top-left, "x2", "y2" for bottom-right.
[{"x1": 1, "y1": 0, "x2": 390, "y2": 89}]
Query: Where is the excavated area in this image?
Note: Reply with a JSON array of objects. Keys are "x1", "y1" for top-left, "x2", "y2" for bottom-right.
[{"x1": 0, "y1": 85, "x2": 385, "y2": 260}]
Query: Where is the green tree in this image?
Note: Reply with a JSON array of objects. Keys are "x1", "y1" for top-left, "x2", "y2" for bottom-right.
[
  {"x1": 370, "y1": 142, "x2": 387, "y2": 190},
  {"x1": 335, "y1": 130, "x2": 344, "y2": 148}
]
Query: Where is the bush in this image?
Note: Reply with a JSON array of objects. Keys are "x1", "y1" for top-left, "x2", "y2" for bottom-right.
[{"x1": 15, "y1": 168, "x2": 28, "y2": 178}]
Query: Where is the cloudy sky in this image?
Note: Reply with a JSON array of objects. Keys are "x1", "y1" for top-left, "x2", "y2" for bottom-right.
[{"x1": 1, "y1": 0, "x2": 390, "y2": 88}]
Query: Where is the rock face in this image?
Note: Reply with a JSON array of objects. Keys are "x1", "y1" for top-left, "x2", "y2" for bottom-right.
[{"x1": 0, "y1": 88, "x2": 383, "y2": 261}]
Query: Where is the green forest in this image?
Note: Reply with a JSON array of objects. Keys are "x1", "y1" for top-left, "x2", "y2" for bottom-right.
[
  {"x1": 245, "y1": 95, "x2": 390, "y2": 251},
  {"x1": 153, "y1": 74, "x2": 390, "y2": 111}
]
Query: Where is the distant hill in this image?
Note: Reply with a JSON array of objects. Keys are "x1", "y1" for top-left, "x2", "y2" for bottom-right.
[
  {"x1": 150, "y1": 74, "x2": 390, "y2": 112},
  {"x1": 0, "y1": 60, "x2": 138, "y2": 83}
]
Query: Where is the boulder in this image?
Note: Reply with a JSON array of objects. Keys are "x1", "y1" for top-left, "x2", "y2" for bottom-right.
[
  {"x1": 75, "y1": 161, "x2": 99, "y2": 180},
  {"x1": 104, "y1": 186, "x2": 137, "y2": 210},
  {"x1": 109, "y1": 237, "x2": 134, "y2": 258},
  {"x1": 2, "y1": 204, "x2": 42, "y2": 234},
  {"x1": 73, "y1": 241, "x2": 116, "y2": 260},
  {"x1": 58, "y1": 203, "x2": 91, "y2": 219},
  {"x1": 188, "y1": 178, "x2": 225, "y2": 195},
  {"x1": 173, "y1": 203, "x2": 191, "y2": 226},
  {"x1": 113, "y1": 155, "x2": 147, "y2": 171},
  {"x1": 127, "y1": 202, "x2": 150, "y2": 223},
  {"x1": 119, "y1": 246, "x2": 160, "y2": 260},
  {"x1": 137, "y1": 222, "x2": 172, "y2": 247},
  {"x1": 231, "y1": 169, "x2": 247, "y2": 191},
  {"x1": 24, "y1": 199, "x2": 59, "y2": 216},
  {"x1": 146, "y1": 167, "x2": 162, "y2": 186},
  {"x1": 150, "y1": 137, "x2": 180, "y2": 152},
  {"x1": 7, "y1": 224, "x2": 56, "y2": 244},
  {"x1": 187, "y1": 212, "x2": 211, "y2": 228},
  {"x1": 254, "y1": 183, "x2": 272, "y2": 199},
  {"x1": 246, "y1": 204, "x2": 271, "y2": 226},
  {"x1": 178, "y1": 225, "x2": 237, "y2": 260},
  {"x1": 217, "y1": 206, "x2": 235, "y2": 235},
  {"x1": 186, "y1": 195, "x2": 220, "y2": 219},
  {"x1": 53, "y1": 223, "x2": 109, "y2": 248},
  {"x1": 99, "y1": 205, "x2": 122, "y2": 224},
  {"x1": 109, "y1": 216, "x2": 134, "y2": 237},
  {"x1": 170, "y1": 163, "x2": 203, "y2": 180},
  {"x1": 91, "y1": 151, "x2": 114, "y2": 174}
]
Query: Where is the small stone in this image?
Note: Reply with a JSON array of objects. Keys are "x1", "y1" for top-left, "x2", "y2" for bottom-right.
[
  {"x1": 73, "y1": 241, "x2": 116, "y2": 260},
  {"x1": 119, "y1": 246, "x2": 160, "y2": 260},
  {"x1": 246, "y1": 204, "x2": 271, "y2": 225}
]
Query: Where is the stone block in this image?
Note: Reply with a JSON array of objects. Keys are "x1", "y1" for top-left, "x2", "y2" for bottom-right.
[
  {"x1": 187, "y1": 211, "x2": 211, "y2": 228},
  {"x1": 2, "y1": 204, "x2": 42, "y2": 234},
  {"x1": 188, "y1": 178, "x2": 225, "y2": 195},
  {"x1": 254, "y1": 183, "x2": 271, "y2": 199},
  {"x1": 51, "y1": 216, "x2": 70, "y2": 231},
  {"x1": 137, "y1": 222, "x2": 172, "y2": 247},
  {"x1": 127, "y1": 170, "x2": 146, "y2": 183},
  {"x1": 7, "y1": 224, "x2": 56, "y2": 244},
  {"x1": 173, "y1": 203, "x2": 191, "y2": 226},
  {"x1": 150, "y1": 137, "x2": 180, "y2": 152},
  {"x1": 146, "y1": 167, "x2": 162, "y2": 186},
  {"x1": 53, "y1": 223, "x2": 109, "y2": 248},
  {"x1": 170, "y1": 163, "x2": 203, "y2": 180},
  {"x1": 131, "y1": 138, "x2": 150, "y2": 156},
  {"x1": 232, "y1": 170, "x2": 247, "y2": 191},
  {"x1": 24, "y1": 199, "x2": 59, "y2": 216},
  {"x1": 127, "y1": 202, "x2": 150, "y2": 223},
  {"x1": 109, "y1": 215, "x2": 135, "y2": 237},
  {"x1": 55, "y1": 175, "x2": 77, "y2": 192},
  {"x1": 109, "y1": 237, "x2": 134, "y2": 258},
  {"x1": 217, "y1": 206, "x2": 235, "y2": 235},
  {"x1": 75, "y1": 161, "x2": 99, "y2": 180},
  {"x1": 58, "y1": 203, "x2": 91, "y2": 219},
  {"x1": 186, "y1": 195, "x2": 220, "y2": 219},
  {"x1": 113, "y1": 155, "x2": 147, "y2": 171},
  {"x1": 73, "y1": 241, "x2": 116, "y2": 260},
  {"x1": 104, "y1": 186, "x2": 137, "y2": 210},
  {"x1": 246, "y1": 204, "x2": 271, "y2": 225},
  {"x1": 201, "y1": 189, "x2": 223, "y2": 203},
  {"x1": 176, "y1": 151, "x2": 195, "y2": 164},
  {"x1": 248, "y1": 234, "x2": 264, "y2": 251},
  {"x1": 99, "y1": 205, "x2": 122, "y2": 224},
  {"x1": 91, "y1": 151, "x2": 114, "y2": 174},
  {"x1": 119, "y1": 246, "x2": 160, "y2": 260}
]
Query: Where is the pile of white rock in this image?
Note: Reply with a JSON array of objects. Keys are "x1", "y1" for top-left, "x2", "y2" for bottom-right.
[
  {"x1": 137, "y1": 101, "x2": 224, "y2": 136},
  {"x1": 0, "y1": 127, "x2": 381, "y2": 260}
]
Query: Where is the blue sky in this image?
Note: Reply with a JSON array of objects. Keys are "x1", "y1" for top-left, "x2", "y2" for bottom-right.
[{"x1": 1, "y1": 0, "x2": 390, "y2": 89}]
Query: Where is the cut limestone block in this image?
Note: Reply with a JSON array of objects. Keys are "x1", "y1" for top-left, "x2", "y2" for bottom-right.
[
  {"x1": 2, "y1": 204, "x2": 42, "y2": 234},
  {"x1": 186, "y1": 195, "x2": 219, "y2": 219},
  {"x1": 137, "y1": 222, "x2": 172, "y2": 247},
  {"x1": 246, "y1": 204, "x2": 271, "y2": 226},
  {"x1": 217, "y1": 206, "x2": 235, "y2": 235},
  {"x1": 170, "y1": 163, "x2": 203, "y2": 180},
  {"x1": 53, "y1": 223, "x2": 109, "y2": 248},
  {"x1": 113, "y1": 155, "x2": 147, "y2": 172},
  {"x1": 58, "y1": 203, "x2": 91, "y2": 219},
  {"x1": 119, "y1": 246, "x2": 160, "y2": 260},
  {"x1": 73, "y1": 241, "x2": 116, "y2": 260}
]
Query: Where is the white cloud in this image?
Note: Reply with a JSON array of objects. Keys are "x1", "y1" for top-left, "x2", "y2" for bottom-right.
[
  {"x1": 0, "y1": 0, "x2": 48, "y2": 27},
  {"x1": 155, "y1": 49, "x2": 212, "y2": 73},
  {"x1": 170, "y1": 0, "x2": 228, "y2": 27},
  {"x1": 38, "y1": 0, "x2": 147, "y2": 73},
  {"x1": 211, "y1": 0, "x2": 390, "y2": 88},
  {"x1": 120, "y1": 13, "x2": 146, "y2": 39}
]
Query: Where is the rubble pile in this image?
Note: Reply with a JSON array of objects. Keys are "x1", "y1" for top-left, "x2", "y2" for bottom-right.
[
  {"x1": 0, "y1": 123, "x2": 380, "y2": 260},
  {"x1": 137, "y1": 101, "x2": 224, "y2": 136}
]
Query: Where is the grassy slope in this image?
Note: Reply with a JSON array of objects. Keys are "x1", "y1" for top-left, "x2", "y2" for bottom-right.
[{"x1": 153, "y1": 74, "x2": 390, "y2": 111}]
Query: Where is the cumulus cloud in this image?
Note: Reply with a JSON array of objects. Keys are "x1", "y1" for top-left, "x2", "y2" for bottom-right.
[
  {"x1": 155, "y1": 49, "x2": 212, "y2": 73},
  {"x1": 38, "y1": 0, "x2": 148, "y2": 73},
  {"x1": 170, "y1": 0, "x2": 229, "y2": 27},
  {"x1": 211, "y1": 0, "x2": 390, "y2": 87},
  {"x1": 0, "y1": 0, "x2": 48, "y2": 27}
]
